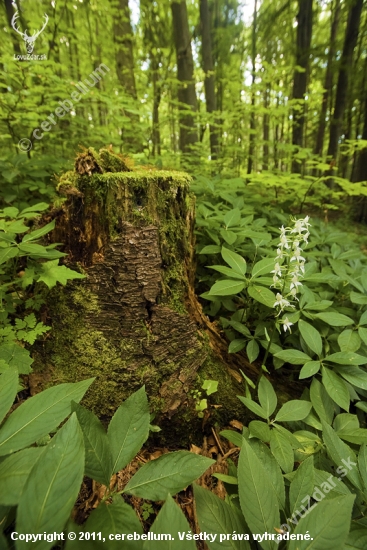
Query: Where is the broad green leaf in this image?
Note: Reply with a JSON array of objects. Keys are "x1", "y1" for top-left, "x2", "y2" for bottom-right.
[
  {"x1": 288, "y1": 495, "x2": 355, "y2": 550},
  {"x1": 337, "y1": 429, "x2": 367, "y2": 445},
  {"x1": 336, "y1": 366, "x2": 367, "y2": 390},
  {"x1": 251, "y1": 258, "x2": 274, "y2": 279},
  {"x1": 145, "y1": 494, "x2": 196, "y2": 550},
  {"x1": 258, "y1": 376, "x2": 277, "y2": 417},
  {"x1": 314, "y1": 312, "x2": 354, "y2": 326},
  {"x1": 22, "y1": 220, "x2": 55, "y2": 243},
  {"x1": 0, "y1": 343, "x2": 33, "y2": 374},
  {"x1": 229, "y1": 320, "x2": 251, "y2": 337},
  {"x1": 202, "y1": 379, "x2": 218, "y2": 396},
  {"x1": 249, "y1": 420, "x2": 271, "y2": 442},
  {"x1": 248, "y1": 439, "x2": 285, "y2": 509},
  {"x1": 220, "y1": 430, "x2": 244, "y2": 448},
  {"x1": 350, "y1": 291, "x2": 367, "y2": 305},
  {"x1": 359, "y1": 311, "x2": 367, "y2": 326},
  {"x1": 18, "y1": 242, "x2": 48, "y2": 255},
  {"x1": 322, "y1": 367, "x2": 350, "y2": 411},
  {"x1": 338, "y1": 330, "x2": 361, "y2": 353},
  {"x1": 274, "y1": 400, "x2": 312, "y2": 422},
  {"x1": 199, "y1": 245, "x2": 221, "y2": 254},
  {"x1": 38, "y1": 260, "x2": 85, "y2": 288},
  {"x1": 228, "y1": 339, "x2": 247, "y2": 353},
  {"x1": 209, "y1": 265, "x2": 246, "y2": 280},
  {"x1": 358, "y1": 326, "x2": 367, "y2": 345},
  {"x1": 247, "y1": 285, "x2": 275, "y2": 308},
  {"x1": 289, "y1": 456, "x2": 314, "y2": 516},
  {"x1": 299, "y1": 361, "x2": 320, "y2": 379},
  {"x1": 274, "y1": 349, "x2": 311, "y2": 365},
  {"x1": 108, "y1": 387, "x2": 150, "y2": 473},
  {"x1": 238, "y1": 438, "x2": 279, "y2": 550},
  {"x1": 21, "y1": 203, "x2": 49, "y2": 214},
  {"x1": 270, "y1": 429, "x2": 294, "y2": 473},
  {"x1": 72, "y1": 402, "x2": 113, "y2": 486},
  {"x1": 325, "y1": 352, "x2": 367, "y2": 366},
  {"x1": 194, "y1": 485, "x2": 250, "y2": 550},
  {"x1": 85, "y1": 498, "x2": 142, "y2": 550},
  {"x1": 345, "y1": 527, "x2": 367, "y2": 550},
  {"x1": 358, "y1": 444, "x2": 367, "y2": 492},
  {"x1": 0, "y1": 246, "x2": 19, "y2": 265},
  {"x1": 237, "y1": 396, "x2": 268, "y2": 419},
  {"x1": 321, "y1": 421, "x2": 362, "y2": 491},
  {"x1": 220, "y1": 229, "x2": 237, "y2": 245},
  {"x1": 0, "y1": 367, "x2": 18, "y2": 424},
  {"x1": 223, "y1": 208, "x2": 241, "y2": 228},
  {"x1": 273, "y1": 424, "x2": 302, "y2": 449},
  {"x1": 0, "y1": 378, "x2": 94, "y2": 456},
  {"x1": 16, "y1": 414, "x2": 84, "y2": 550},
  {"x1": 303, "y1": 300, "x2": 333, "y2": 311},
  {"x1": 124, "y1": 451, "x2": 214, "y2": 500},
  {"x1": 212, "y1": 473, "x2": 238, "y2": 484},
  {"x1": 333, "y1": 414, "x2": 359, "y2": 433},
  {"x1": 246, "y1": 339, "x2": 259, "y2": 363},
  {"x1": 0, "y1": 447, "x2": 44, "y2": 506},
  {"x1": 209, "y1": 279, "x2": 245, "y2": 296},
  {"x1": 310, "y1": 378, "x2": 334, "y2": 424},
  {"x1": 298, "y1": 320, "x2": 322, "y2": 356},
  {"x1": 313, "y1": 469, "x2": 351, "y2": 498},
  {"x1": 221, "y1": 247, "x2": 246, "y2": 275}
]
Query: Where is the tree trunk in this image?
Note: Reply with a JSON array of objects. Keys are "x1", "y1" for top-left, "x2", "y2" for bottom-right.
[
  {"x1": 32, "y1": 148, "x2": 262, "y2": 442},
  {"x1": 247, "y1": 0, "x2": 258, "y2": 175},
  {"x1": 171, "y1": 0, "x2": 198, "y2": 155},
  {"x1": 327, "y1": 0, "x2": 363, "y2": 163},
  {"x1": 200, "y1": 0, "x2": 219, "y2": 161},
  {"x1": 314, "y1": 0, "x2": 341, "y2": 158},
  {"x1": 292, "y1": 0, "x2": 313, "y2": 172}
]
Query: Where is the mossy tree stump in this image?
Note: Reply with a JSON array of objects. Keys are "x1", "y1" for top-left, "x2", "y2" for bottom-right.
[{"x1": 33, "y1": 148, "x2": 258, "y2": 438}]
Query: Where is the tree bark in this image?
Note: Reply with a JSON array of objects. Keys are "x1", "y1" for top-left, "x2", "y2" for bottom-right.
[
  {"x1": 171, "y1": 0, "x2": 198, "y2": 155},
  {"x1": 200, "y1": 0, "x2": 219, "y2": 161},
  {"x1": 327, "y1": 0, "x2": 363, "y2": 163},
  {"x1": 292, "y1": 0, "x2": 313, "y2": 172},
  {"x1": 314, "y1": 0, "x2": 341, "y2": 158},
  {"x1": 247, "y1": 0, "x2": 258, "y2": 175}
]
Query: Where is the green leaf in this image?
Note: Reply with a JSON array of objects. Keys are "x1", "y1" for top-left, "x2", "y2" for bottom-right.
[
  {"x1": 108, "y1": 387, "x2": 150, "y2": 474},
  {"x1": 16, "y1": 414, "x2": 85, "y2": 550},
  {"x1": 274, "y1": 400, "x2": 312, "y2": 422},
  {"x1": 247, "y1": 285, "x2": 275, "y2": 308},
  {"x1": 321, "y1": 421, "x2": 362, "y2": 491},
  {"x1": 229, "y1": 320, "x2": 251, "y2": 337},
  {"x1": 194, "y1": 485, "x2": 250, "y2": 550},
  {"x1": 0, "y1": 447, "x2": 44, "y2": 506},
  {"x1": 350, "y1": 291, "x2": 367, "y2": 305},
  {"x1": 209, "y1": 279, "x2": 245, "y2": 296},
  {"x1": 221, "y1": 247, "x2": 246, "y2": 275},
  {"x1": 336, "y1": 366, "x2": 367, "y2": 390},
  {"x1": 249, "y1": 420, "x2": 271, "y2": 442},
  {"x1": 289, "y1": 456, "x2": 314, "y2": 516},
  {"x1": 270, "y1": 429, "x2": 294, "y2": 473},
  {"x1": 229, "y1": 339, "x2": 247, "y2": 353},
  {"x1": 238, "y1": 438, "x2": 279, "y2": 550},
  {"x1": 258, "y1": 376, "x2": 277, "y2": 418},
  {"x1": 248, "y1": 439, "x2": 285, "y2": 509},
  {"x1": 337, "y1": 429, "x2": 367, "y2": 445},
  {"x1": 209, "y1": 265, "x2": 246, "y2": 280},
  {"x1": 274, "y1": 349, "x2": 311, "y2": 365},
  {"x1": 38, "y1": 260, "x2": 85, "y2": 288},
  {"x1": 288, "y1": 495, "x2": 355, "y2": 550},
  {"x1": 0, "y1": 367, "x2": 18, "y2": 425},
  {"x1": 220, "y1": 229, "x2": 237, "y2": 245},
  {"x1": 333, "y1": 413, "x2": 359, "y2": 432},
  {"x1": 71, "y1": 402, "x2": 113, "y2": 486},
  {"x1": 322, "y1": 367, "x2": 350, "y2": 411},
  {"x1": 237, "y1": 396, "x2": 268, "y2": 419},
  {"x1": 358, "y1": 444, "x2": 367, "y2": 492},
  {"x1": 18, "y1": 242, "x2": 48, "y2": 255},
  {"x1": 22, "y1": 220, "x2": 55, "y2": 243},
  {"x1": 224, "y1": 208, "x2": 241, "y2": 228},
  {"x1": 325, "y1": 352, "x2": 367, "y2": 365},
  {"x1": 145, "y1": 495, "x2": 196, "y2": 550},
  {"x1": 299, "y1": 361, "x2": 320, "y2": 379},
  {"x1": 358, "y1": 326, "x2": 367, "y2": 345},
  {"x1": 124, "y1": 451, "x2": 214, "y2": 500},
  {"x1": 246, "y1": 339, "x2": 259, "y2": 363},
  {"x1": 251, "y1": 258, "x2": 275, "y2": 279},
  {"x1": 0, "y1": 343, "x2": 33, "y2": 374},
  {"x1": 310, "y1": 378, "x2": 334, "y2": 424},
  {"x1": 199, "y1": 245, "x2": 221, "y2": 254},
  {"x1": 21, "y1": 203, "x2": 49, "y2": 214},
  {"x1": 202, "y1": 379, "x2": 218, "y2": 396},
  {"x1": 345, "y1": 527, "x2": 367, "y2": 550},
  {"x1": 220, "y1": 430, "x2": 244, "y2": 448},
  {"x1": 338, "y1": 330, "x2": 361, "y2": 353},
  {"x1": 0, "y1": 378, "x2": 94, "y2": 456},
  {"x1": 298, "y1": 320, "x2": 322, "y2": 356},
  {"x1": 212, "y1": 473, "x2": 238, "y2": 484},
  {"x1": 359, "y1": 311, "x2": 367, "y2": 326},
  {"x1": 0, "y1": 246, "x2": 19, "y2": 265},
  {"x1": 314, "y1": 312, "x2": 354, "y2": 326}
]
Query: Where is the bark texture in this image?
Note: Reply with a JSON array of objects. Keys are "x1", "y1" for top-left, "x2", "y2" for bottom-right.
[{"x1": 32, "y1": 148, "x2": 248, "y2": 440}]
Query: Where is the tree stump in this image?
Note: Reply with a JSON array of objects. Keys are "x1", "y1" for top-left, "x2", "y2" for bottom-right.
[{"x1": 31, "y1": 148, "x2": 252, "y2": 440}]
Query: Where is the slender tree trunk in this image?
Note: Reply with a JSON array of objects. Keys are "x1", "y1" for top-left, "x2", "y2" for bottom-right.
[
  {"x1": 151, "y1": 55, "x2": 162, "y2": 157},
  {"x1": 292, "y1": 0, "x2": 313, "y2": 172},
  {"x1": 263, "y1": 84, "x2": 270, "y2": 170},
  {"x1": 314, "y1": 0, "x2": 341, "y2": 157},
  {"x1": 200, "y1": 0, "x2": 219, "y2": 161},
  {"x1": 113, "y1": 0, "x2": 137, "y2": 99},
  {"x1": 247, "y1": 0, "x2": 258, "y2": 175},
  {"x1": 327, "y1": 0, "x2": 363, "y2": 162},
  {"x1": 171, "y1": 0, "x2": 198, "y2": 155}
]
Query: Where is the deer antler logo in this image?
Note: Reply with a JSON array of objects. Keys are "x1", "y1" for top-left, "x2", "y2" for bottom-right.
[{"x1": 11, "y1": 10, "x2": 48, "y2": 54}]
